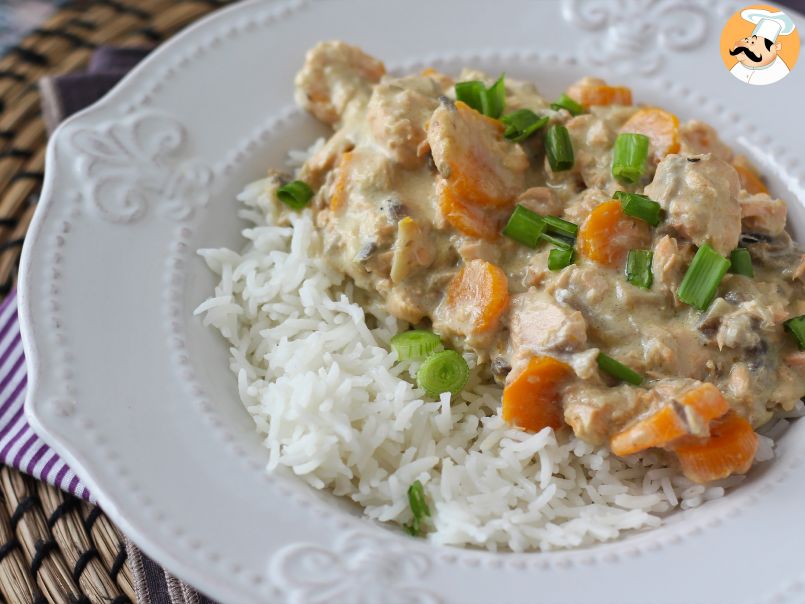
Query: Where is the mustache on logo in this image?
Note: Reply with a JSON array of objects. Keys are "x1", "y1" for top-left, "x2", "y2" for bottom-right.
[{"x1": 730, "y1": 46, "x2": 763, "y2": 62}]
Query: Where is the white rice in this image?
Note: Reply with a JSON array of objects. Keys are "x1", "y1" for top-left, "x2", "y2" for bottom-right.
[{"x1": 194, "y1": 175, "x2": 788, "y2": 552}]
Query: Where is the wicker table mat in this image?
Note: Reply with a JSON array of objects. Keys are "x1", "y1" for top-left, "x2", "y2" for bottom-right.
[{"x1": 0, "y1": 1, "x2": 234, "y2": 602}]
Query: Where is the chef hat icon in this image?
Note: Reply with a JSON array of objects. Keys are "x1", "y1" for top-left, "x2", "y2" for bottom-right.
[{"x1": 741, "y1": 8, "x2": 796, "y2": 42}]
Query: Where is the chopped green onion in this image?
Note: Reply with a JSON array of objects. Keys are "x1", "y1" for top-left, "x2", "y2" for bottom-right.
[
  {"x1": 391, "y1": 330, "x2": 442, "y2": 361},
  {"x1": 540, "y1": 232, "x2": 574, "y2": 249},
  {"x1": 501, "y1": 109, "x2": 548, "y2": 142},
  {"x1": 677, "y1": 244, "x2": 731, "y2": 311},
  {"x1": 548, "y1": 247, "x2": 575, "y2": 271},
  {"x1": 597, "y1": 352, "x2": 643, "y2": 386},
  {"x1": 416, "y1": 350, "x2": 470, "y2": 397},
  {"x1": 482, "y1": 74, "x2": 506, "y2": 119},
  {"x1": 403, "y1": 480, "x2": 431, "y2": 537},
  {"x1": 502, "y1": 204, "x2": 546, "y2": 248},
  {"x1": 612, "y1": 133, "x2": 650, "y2": 183},
  {"x1": 784, "y1": 315, "x2": 805, "y2": 350},
  {"x1": 729, "y1": 248, "x2": 754, "y2": 277},
  {"x1": 454, "y1": 75, "x2": 506, "y2": 118},
  {"x1": 550, "y1": 93, "x2": 584, "y2": 116},
  {"x1": 543, "y1": 215, "x2": 579, "y2": 238},
  {"x1": 454, "y1": 80, "x2": 485, "y2": 113},
  {"x1": 545, "y1": 124, "x2": 574, "y2": 172},
  {"x1": 625, "y1": 249, "x2": 653, "y2": 289},
  {"x1": 614, "y1": 191, "x2": 662, "y2": 226},
  {"x1": 276, "y1": 180, "x2": 314, "y2": 210}
]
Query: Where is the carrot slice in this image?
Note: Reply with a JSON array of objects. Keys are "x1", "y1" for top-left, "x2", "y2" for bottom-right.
[
  {"x1": 620, "y1": 108, "x2": 680, "y2": 164},
  {"x1": 445, "y1": 102, "x2": 514, "y2": 208},
  {"x1": 329, "y1": 151, "x2": 353, "y2": 211},
  {"x1": 566, "y1": 84, "x2": 632, "y2": 108},
  {"x1": 733, "y1": 165, "x2": 768, "y2": 195},
  {"x1": 610, "y1": 405, "x2": 688, "y2": 457},
  {"x1": 502, "y1": 356, "x2": 573, "y2": 432},
  {"x1": 442, "y1": 259, "x2": 509, "y2": 335},
  {"x1": 454, "y1": 100, "x2": 505, "y2": 132},
  {"x1": 672, "y1": 412, "x2": 758, "y2": 484},
  {"x1": 610, "y1": 382, "x2": 732, "y2": 457},
  {"x1": 679, "y1": 383, "x2": 730, "y2": 423},
  {"x1": 438, "y1": 181, "x2": 504, "y2": 241},
  {"x1": 577, "y1": 200, "x2": 651, "y2": 268}
]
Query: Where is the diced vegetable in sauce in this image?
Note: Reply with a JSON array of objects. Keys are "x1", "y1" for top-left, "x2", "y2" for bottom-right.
[
  {"x1": 283, "y1": 41, "x2": 804, "y2": 484},
  {"x1": 502, "y1": 356, "x2": 573, "y2": 433}
]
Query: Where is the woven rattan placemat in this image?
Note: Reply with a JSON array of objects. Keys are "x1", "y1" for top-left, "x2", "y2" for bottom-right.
[{"x1": 0, "y1": 2, "x2": 233, "y2": 602}]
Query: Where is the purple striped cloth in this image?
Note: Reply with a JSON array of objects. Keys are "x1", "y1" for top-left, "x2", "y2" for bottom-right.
[{"x1": 0, "y1": 289, "x2": 93, "y2": 499}]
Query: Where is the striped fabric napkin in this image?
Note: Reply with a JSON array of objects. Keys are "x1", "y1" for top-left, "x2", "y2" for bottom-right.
[
  {"x1": 0, "y1": 290, "x2": 91, "y2": 499},
  {"x1": 0, "y1": 46, "x2": 218, "y2": 604},
  {"x1": 2, "y1": 292, "x2": 218, "y2": 603}
]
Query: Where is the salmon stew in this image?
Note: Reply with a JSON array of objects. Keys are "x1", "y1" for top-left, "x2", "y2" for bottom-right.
[{"x1": 264, "y1": 41, "x2": 805, "y2": 486}]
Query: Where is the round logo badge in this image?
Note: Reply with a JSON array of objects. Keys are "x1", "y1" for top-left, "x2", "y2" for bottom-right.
[{"x1": 720, "y1": 4, "x2": 799, "y2": 85}]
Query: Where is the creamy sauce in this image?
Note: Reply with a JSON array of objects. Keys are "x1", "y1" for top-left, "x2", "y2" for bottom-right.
[{"x1": 286, "y1": 41, "x2": 805, "y2": 459}]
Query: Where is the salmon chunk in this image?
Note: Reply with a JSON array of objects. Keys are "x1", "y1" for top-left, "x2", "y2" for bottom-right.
[
  {"x1": 644, "y1": 153, "x2": 741, "y2": 256},
  {"x1": 508, "y1": 288, "x2": 588, "y2": 355},
  {"x1": 295, "y1": 41, "x2": 385, "y2": 124},
  {"x1": 427, "y1": 99, "x2": 528, "y2": 207}
]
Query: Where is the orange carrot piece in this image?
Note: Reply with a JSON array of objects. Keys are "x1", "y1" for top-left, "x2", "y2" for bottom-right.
[
  {"x1": 620, "y1": 108, "x2": 680, "y2": 164},
  {"x1": 444, "y1": 101, "x2": 512, "y2": 208},
  {"x1": 733, "y1": 165, "x2": 768, "y2": 195},
  {"x1": 678, "y1": 383, "x2": 730, "y2": 423},
  {"x1": 673, "y1": 412, "x2": 758, "y2": 484},
  {"x1": 610, "y1": 406, "x2": 688, "y2": 457},
  {"x1": 329, "y1": 151, "x2": 353, "y2": 211},
  {"x1": 611, "y1": 383, "x2": 732, "y2": 457},
  {"x1": 438, "y1": 182, "x2": 504, "y2": 241},
  {"x1": 577, "y1": 200, "x2": 651, "y2": 268},
  {"x1": 454, "y1": 100, "x2": 505, "y2": 132},
  {"x1": 566, "y1": 84, "x2": 632, "y2": 108},
  {"x1": 502, "y1": 356, "x2": 573, "y2": 432},
  {"x1": 443, "y1": 259, "x2": 510, "y2": 335}
]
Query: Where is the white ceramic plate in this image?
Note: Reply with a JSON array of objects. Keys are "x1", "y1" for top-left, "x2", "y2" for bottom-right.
[{"x1": 18, "y1": 1, "x2": 805, "y2": 602}]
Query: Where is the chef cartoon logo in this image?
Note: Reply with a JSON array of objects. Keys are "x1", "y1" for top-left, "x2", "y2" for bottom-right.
[{"x1": 720, "y1": 4, "x2": 799, "y2": 85}]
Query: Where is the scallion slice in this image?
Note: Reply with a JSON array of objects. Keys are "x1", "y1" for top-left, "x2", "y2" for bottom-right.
[
  {"x1": 784, "y1": 315, "x2": 805, "y2": 350},
  {"x1": 614, "y1": 191, "x2": 662, "y2": 226},
  {"x1": 502, "y1": 204, "x2": 546, "y2": 248},
  {"x1": 416, "y1": 350, "x2": 469, "y2": 397},
  {"x1": 403, "y1": 479, "x2": 431, "y2": 537},
  {"x1": 454, "y1": 75, "x2": 506, "y2": 118},
  {"x1": 625, "y1": 249, "x2": 653, "y2": 289},
  {"x1": 597, "y1": 352, "x2": 643, "y2": 386},
  {"x1": 729, "y1": 248, "x2": 754, "y2": 278},
  {"x1": 543, "y1": 215, "x2": 579, "y2": 238},
  {"x1": 482, "y1": 74, "x2": 506, "y2": 119},
  {"x1": 548, "y1": 247, "x2": 575, "y2": 271},
  {"x1": 550, "y1": 93, "x2": 584, "y2": 116},
  {"x1": 612, "y1": 133, "x2": 649, "y2": 183},
  {"x1": 391, "y1": 330, "x2": 442, "y2": 361},
  {"x1": 677, "y1": 244, "x2": 731, "y2": 310},
  {"x1": 545, "y1": 124, "x2": 574, "y2": 172},
  {"x1": 454, "y1": 80, "x2": 486, "y2": 113},
  {"x1": 276, "y1": 180, "x2": 314, "y2": 210},
  {"x1": 501, "y1": 109, "x2": 548, "y2": 142},
  {"x1": 540, "y1": 232, "x2": 574, "y2": 249}
]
